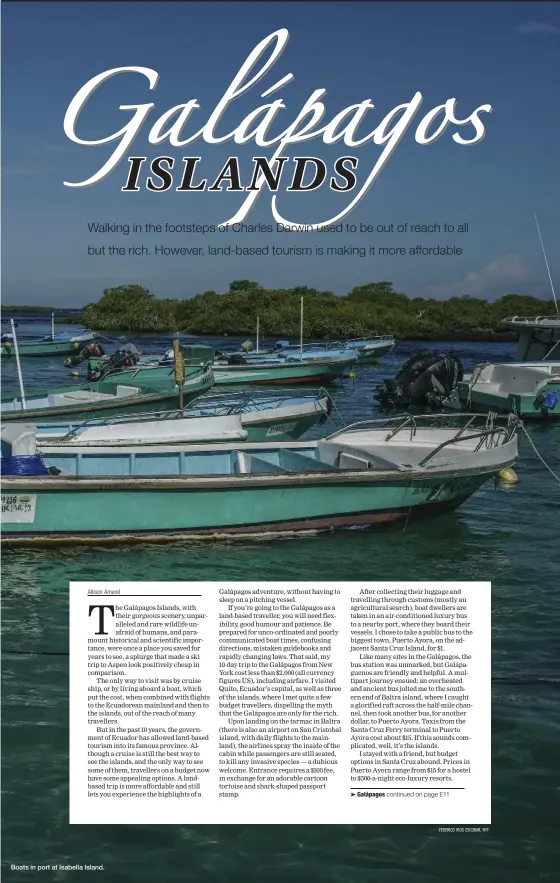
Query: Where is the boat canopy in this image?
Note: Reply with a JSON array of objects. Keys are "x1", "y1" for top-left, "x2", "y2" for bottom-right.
[{"x1": 502, "y1": 316, "x2": 560, "y2": 361}]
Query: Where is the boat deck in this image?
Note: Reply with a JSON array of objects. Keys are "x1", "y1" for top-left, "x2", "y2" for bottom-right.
[
  {"x1": 1, "y1": 385, "x2": 143, "y2": 413},
  {"x1": 42, "y1": 437, "x2": 404, "y2": 478},
  {"x1": 463, "y1": 363, "x2": 560, "y2": 396}
]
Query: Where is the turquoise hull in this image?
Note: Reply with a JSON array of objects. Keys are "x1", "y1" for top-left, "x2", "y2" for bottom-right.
[
  {"x1": 1, "y1": 334, "x2": 96, "y2": 358},
  {"x1": 2, "y1": 414, "x2": 517, "y2": 545},
  {"x1": 239, "y1": 412, "x2": 322, "y2": 441},
  {"x1": 1, "y1": 471, "x2": 489, "y2": 545},
  {"x1": 0, "y1": 369, "x2": 214, "y2": 423},
  {"x1": 212, "y1": 360, "x2": 351, "y2": 386},
  {"x1": 96, "y1": 359, "x2": 351, "y2": 388},
  {"x1": 34, "y1": 405, "x2": 325, "y2": 443},
  {"x1": 455, "y1": 379, "x2": 560, "y2": 421}
]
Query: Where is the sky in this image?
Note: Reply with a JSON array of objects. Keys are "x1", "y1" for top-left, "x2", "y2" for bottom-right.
[{"x1": 1, "y1": 1, "x2": 559, "y2": 306}]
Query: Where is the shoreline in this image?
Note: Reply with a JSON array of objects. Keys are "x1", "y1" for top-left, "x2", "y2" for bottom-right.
[{"x1": 0, "y1": 313, "x2": 519, "y2": 343}]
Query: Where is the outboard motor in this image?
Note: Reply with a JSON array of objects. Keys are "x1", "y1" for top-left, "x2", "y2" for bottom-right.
[
  {"x1": 158, "y1": 348, "x2": 175, "y2": 366},
  {"x1": 375, "y1": 352, "x2": 463, "y2": 410},
  {"x1": 64, "y1": 341, "x2": 105, "y2": 368},
  {"x1": 118, "y1": 343, "x2": 142, "y2": 358},
  {"x1": 88, "y1": 348, "x2": 139, "y2": 381}
]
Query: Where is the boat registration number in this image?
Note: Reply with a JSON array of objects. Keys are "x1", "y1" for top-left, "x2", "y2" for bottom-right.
[
  {"x1": 1, "y1": 494, "x2": 37, "y2": 523},
  {"x1": 266, "y1": 421, "x2": 297, "y2": 437}
]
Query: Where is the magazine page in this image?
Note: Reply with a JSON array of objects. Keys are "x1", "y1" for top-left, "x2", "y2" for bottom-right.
[{"x1": 1, "y1": 0, "x2": 558, "y2": 881}]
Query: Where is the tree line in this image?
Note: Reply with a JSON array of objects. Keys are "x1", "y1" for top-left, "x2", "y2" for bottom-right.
[{"x1": 80, "y1": 282, "x2": 557, "y2": 340}]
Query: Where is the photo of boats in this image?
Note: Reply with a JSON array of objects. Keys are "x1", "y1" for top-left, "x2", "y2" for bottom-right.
[
  {"x1": 1, "y1": 0, "x2": 559, "y2": 880},
  {"x1": 2, "y1": 297, "x2": 559, "y2": 882},
  {"x1": 4, "y1": 294, "x2": 558, "y2": 547}
]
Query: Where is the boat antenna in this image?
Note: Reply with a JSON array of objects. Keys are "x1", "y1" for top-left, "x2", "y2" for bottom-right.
[
  {"x1": 534, "y1": 214, "x2": 559, "y2": 315},
  {"x1": 256, "y1": 316, "x2": 260, "y2": 354},
  {"x1": 10, "y1": 318, "x2": 27, "y2": 410},
  {"x1": 51, "y1": 311, "x2": 55, "y2": 339}
]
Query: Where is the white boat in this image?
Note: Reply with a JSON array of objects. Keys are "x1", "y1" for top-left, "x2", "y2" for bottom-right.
[
  {"x1": 33, "y1": 392, "x2": 333, "y2": 447},
  {"x1": 445, "y1": 316, "x2": 560, "y2": 420},
  {"x1": 1, "y1": 414, "x2": 519, "y2": 545},
  {"x1": 446, "y1": 360, "x2": 560, "y2": 420},
  {"x1": 449, "y1": 216, "x2": 560, "y2": 420},
  {"x1": 502, "y1": 315, "x2": 560, "y2": 361},
  {"x1": 341, "y1": 336, "x2": 395, "y2": 360}
]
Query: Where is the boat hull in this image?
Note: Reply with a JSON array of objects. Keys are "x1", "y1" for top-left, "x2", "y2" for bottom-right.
[
  {"x1": 0, "y1": 369, "x2": 214, "y2": 423},
  {"x1": 213, "y1": 361, "x2": 350, "y2": 385},
  {"x1": 0, "y1": 469, "x2": 501, "y2": 546},
  {"x1": 1, "y1": 335, "x2": 96, "y2": 358},
  {"x1": 454, "y1": 378, "x2": 560, "y2": 420},
  {"x1": 241, "y1": 411, "x2": 323, "y2": 440},
  {"x1": 35, "y1": 396, "x2": 331, "y2": 445},
  {"x1": 354, "y1": 342, "x2": 395, "y2": 362},
  {"x1": 1, "y1": 391, "x2": 182, "y2": 423}
]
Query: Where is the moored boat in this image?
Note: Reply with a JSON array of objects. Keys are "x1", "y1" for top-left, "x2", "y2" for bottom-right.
[
  {"x1": 1, "y1": 328, "x2": 97, "y2": 358},
  {"x1": 343, "y1": 336, "x2": 395, "y2": 361},
  {"x1": 0, "y1": 414, "x2": 519, "y2": 545},
  {"x1": 0, "y1": 364, "x2": 215, "y2": 423},
  {"x1": 212, "y1": 353, "x2": 356, "y2": 385},
  {"x1": 242, "y1": 337, "x2": 395, "y2": 362},
  {"x1": 502, "y1": 315, "x2": 560, "y2": 361},
  {"x1": 90, "y1": 352, "x2": 356, "y2": 387},
  {"x1": 446, "y1": 361, "x2": 560, "y2": 420},
  {"x1": 33, "y1": 391, "x2": 333, "y2": 446},
  {"x1": 444, "y1": 317, "x2": 560, "y2": 420},
  {"x1": 86, "y1": 343, "x2": 215, "y2": 382}
]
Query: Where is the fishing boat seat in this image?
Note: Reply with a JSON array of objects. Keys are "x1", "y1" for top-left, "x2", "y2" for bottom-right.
[
  {"x1": 477, "y1": 365, "x2": 555, "y2": 394},
  {"x1": 277, "y1": 450, "x2": 336, "y2": 472},
  {"x1": 48, "y1": 391, "x2": 114, "y2": 407},
  {"x1": 317, "y1": 440, "x2": 402, "y2": 471},
  {"x1": 233, "y1": 451, "x2": 288, "y2": 474},
  {"x1": 232, "y1": 449, "x2": 336, "y2": 475},
  {"x1": 1, "y1": 423, "x2": 38, "y2": 456},
  {"x1": 115, "y1": 385, "x2": 142, "y2": 397},
  {"x1": 47, "y1": 386, "x2": 143, "y2": 408}
]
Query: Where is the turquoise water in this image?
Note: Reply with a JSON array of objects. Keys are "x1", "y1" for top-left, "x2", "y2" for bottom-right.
[{"x1": 1, "y1": 327, "x2": 559, "y2": 881}]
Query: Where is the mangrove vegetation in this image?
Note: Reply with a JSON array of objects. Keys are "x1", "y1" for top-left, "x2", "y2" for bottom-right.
[{"x1": 76, "y1": 281, "x2": 557, "y2": 340}]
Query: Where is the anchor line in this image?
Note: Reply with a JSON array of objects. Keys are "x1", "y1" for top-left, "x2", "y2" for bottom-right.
[
  {"x1": 328, "y1": 396, "x2": 346, "y2": 427},
  {"x1": 466, "y1": 362, "x2": 491, "y2": 409},
  {"x1": 534, "y1": 213, "x2": 559, "y2": 315},
  {"x1": 521, "y1": 426, "x2": 560, "y2": 485},
  {"x1": 543, "y1": 338, "x2": 560, "y2": 361},
  {"x1": 401, "y1": 480, "x2": 415, "y2": 533}
]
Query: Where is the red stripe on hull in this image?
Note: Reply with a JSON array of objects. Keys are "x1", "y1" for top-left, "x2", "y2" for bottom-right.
[{"x1": 2, "y1": 496, "x2": 470, "y2": 547}]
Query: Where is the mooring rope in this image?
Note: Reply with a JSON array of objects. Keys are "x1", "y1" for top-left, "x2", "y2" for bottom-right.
[{"x1": 521, "y1": 425, "x2": 560, "y2": 485}]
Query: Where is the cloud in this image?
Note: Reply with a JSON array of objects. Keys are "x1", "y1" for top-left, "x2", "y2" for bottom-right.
[
  {"x1": 515, "y1": 21, "x2": 560, "y2": 35},
  {"x1": 425, "y1": 255, "x2": 535, "y2": 299}
]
